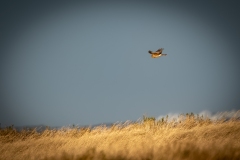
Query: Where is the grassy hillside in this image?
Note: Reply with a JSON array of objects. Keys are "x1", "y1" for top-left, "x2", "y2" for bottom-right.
[{"x1": 1, "y1": 111, "x2": 240, "y2": 160}]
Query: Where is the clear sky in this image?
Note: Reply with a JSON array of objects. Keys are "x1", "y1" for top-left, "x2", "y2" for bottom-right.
[{"x1": 0, "y1": 1, "x2": 240, "y2": 127}]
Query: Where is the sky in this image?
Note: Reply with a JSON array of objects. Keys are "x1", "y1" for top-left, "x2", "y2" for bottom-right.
[{"x1": 0, "y1": 1, "x2": 240, "y2": 127}]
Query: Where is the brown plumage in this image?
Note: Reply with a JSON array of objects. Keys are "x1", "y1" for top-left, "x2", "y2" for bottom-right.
[{"x1": 148, "y1": 48, "x2": 167, "y2": 58}]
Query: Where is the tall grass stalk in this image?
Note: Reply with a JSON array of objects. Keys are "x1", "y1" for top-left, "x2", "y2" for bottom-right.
[{"x1": 1, "y1": 111, "x2": 240, "y2": 160}]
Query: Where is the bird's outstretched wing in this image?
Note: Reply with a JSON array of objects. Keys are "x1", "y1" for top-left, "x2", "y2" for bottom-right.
[
  {"x1": 156, "y1": 48, "x2": 164, "y2": 53},
  {"x1": 148, "y1": 50, "x2": 153, "y2": 54}
]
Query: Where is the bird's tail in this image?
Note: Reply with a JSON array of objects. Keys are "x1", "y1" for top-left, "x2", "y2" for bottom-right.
[{"x1": 161, "y1": 54, "x2": 167, "y2": 56}]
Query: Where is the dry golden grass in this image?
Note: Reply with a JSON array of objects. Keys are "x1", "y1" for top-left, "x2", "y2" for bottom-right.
[{"x1": 1, "y1": 111, "x2": 240, "y2": 160}]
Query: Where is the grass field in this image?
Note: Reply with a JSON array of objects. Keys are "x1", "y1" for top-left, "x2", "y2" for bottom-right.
[{"x1": 1, "y1": 111, "x2": 240, "y2": 160}]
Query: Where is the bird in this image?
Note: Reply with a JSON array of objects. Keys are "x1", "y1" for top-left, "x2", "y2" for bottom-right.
[{"x1": 148, "y1": 48, "x2": 167, "y2": 58}]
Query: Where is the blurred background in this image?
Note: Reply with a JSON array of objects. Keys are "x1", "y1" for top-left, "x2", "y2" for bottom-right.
[{"x1": 0, "y1": 0, "x2": 239, "y2": 127}]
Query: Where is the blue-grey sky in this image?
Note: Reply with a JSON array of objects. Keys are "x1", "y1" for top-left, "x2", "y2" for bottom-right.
[{"x1": 1, "y1": 1, "x2": 240, "y2": 127}]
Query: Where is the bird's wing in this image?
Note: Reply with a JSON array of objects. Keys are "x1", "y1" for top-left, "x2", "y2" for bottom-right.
[
  {"x1": 156, "y1": 49, "x2": 162, "y2": 51},
  {"x1": 156, "y1": 48, "x2": 163, "y2": 52}
]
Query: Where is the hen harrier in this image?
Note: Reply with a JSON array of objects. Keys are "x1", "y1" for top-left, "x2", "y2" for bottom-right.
[{"x1": 148, "y1": 48, "x2": 167, "y2": 58}]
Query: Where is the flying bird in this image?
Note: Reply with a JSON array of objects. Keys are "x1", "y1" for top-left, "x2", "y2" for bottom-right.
[{"x1": 148, "y1": 48, "x2": 167, "y2": 58}]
